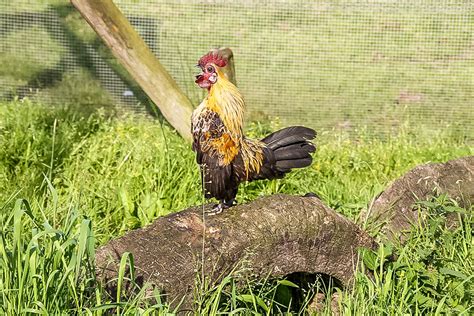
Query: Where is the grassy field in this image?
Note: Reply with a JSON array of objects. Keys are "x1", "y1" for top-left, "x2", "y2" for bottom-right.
[{"x1": 0, "y1": 100, "x2": 472, "y2": 314}]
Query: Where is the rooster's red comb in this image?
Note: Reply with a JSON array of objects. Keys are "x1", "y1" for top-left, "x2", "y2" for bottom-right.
[{"x1": 198, "y1": 51, "x2": 228, "y2": 68}]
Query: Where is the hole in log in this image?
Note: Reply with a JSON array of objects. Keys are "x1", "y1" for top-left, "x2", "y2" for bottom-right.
[
  {"x1": 231, "y1": 272, "x2": 342, "y2": 313},
  {"x1": 283, "y1": 272, "x2": 342, "y2": 312}
]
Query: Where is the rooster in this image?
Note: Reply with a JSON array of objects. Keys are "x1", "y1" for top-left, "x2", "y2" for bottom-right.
[{"x1": 192, "y1": 51, "x2": 316, "y2": 214}]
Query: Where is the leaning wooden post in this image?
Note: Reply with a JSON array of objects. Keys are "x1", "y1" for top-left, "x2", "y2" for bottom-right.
[{"x1": 71, "y1": 0, "x2": 193, "y2": 141}]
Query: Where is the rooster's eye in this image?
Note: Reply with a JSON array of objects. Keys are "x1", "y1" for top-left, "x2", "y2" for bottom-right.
[{"x1": 207, "y1": 66, "x2": 214, "y2": 73}]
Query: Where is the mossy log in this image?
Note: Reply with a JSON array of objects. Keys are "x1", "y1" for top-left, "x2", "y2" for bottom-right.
[
  {"x1": 367, "y1": 155, "x2": 473, "y2": 243},
  {"x1": 95, "y1": 194, "x2": 375, "y2": 309}
]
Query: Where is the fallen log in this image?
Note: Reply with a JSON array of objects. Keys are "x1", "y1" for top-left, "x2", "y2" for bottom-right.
[
  {"x1": 95, "y1": 194, "x2": 376, "y2": 309},
  {"x1": 367, "y1": 155, "x2": 473, "y2": 243}
]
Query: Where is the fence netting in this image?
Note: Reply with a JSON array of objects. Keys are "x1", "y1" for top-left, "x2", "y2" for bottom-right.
[{"x1": 1, "y1": 1, "x2": 473, "y2": 138}]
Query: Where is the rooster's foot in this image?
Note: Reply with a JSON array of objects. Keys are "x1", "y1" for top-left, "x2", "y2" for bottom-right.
[{"x1": 206, "y1": 199, "x2": 236, "y2": 216}]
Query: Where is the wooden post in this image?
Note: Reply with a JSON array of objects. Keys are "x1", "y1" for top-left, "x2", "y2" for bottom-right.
[{"x1": 70, "y1": 0, "x2": 193, "y2": 141}]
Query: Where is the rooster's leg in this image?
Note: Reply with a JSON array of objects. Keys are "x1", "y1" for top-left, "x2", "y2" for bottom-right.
[{"x1": 206, "y1": 199, "x2": 236, "y2": 216}]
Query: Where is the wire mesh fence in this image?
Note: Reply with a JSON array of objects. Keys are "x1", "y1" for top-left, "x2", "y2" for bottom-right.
[{"x1": 1, "y1": 0, "x2": 473, "y2": 138}]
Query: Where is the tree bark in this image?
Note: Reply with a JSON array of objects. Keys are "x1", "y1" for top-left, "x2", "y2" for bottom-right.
[
  {"x1": 70, "y1": 0, "x2": 193, "y2": 141},
  {"x1": 95, "y1": 194, "x2": 375, "y2": 310},
  {"x1": 366, "y1": 155, "x2": 473, "y2": 243}
]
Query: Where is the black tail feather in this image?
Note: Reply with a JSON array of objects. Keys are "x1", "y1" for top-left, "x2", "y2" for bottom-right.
[
  {"x1": 262, "y1": 126, "x2": 316, "y2": 150},
  {"x1": 257, "y1": 126, "x2": 316, "y2": 178},
  {"x1": 273, "y1": 142, "x2": 316, "y2": 161},
  {"x1": 275, "y1": 157, "x2": 313, "y2": 172}
]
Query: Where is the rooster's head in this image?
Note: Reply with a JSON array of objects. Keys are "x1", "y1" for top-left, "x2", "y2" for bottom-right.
[{"x1": 195, "y1": 52, "x2": 228, "y2": 89}]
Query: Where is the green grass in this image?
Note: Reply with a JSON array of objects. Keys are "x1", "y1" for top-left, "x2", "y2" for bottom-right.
[{"x1": 0, "y1": 100, "x2": 472, "y2": 314}]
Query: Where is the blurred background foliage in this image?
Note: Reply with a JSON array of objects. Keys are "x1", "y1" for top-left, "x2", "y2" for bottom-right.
[{"x1": 1, "y1": 0, "x2": 473, "y2": 138}]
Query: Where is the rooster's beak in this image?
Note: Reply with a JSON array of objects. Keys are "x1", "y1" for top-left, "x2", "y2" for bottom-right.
[{"x1": 195, "y1": 72, "x2": 211, "y2": 89}]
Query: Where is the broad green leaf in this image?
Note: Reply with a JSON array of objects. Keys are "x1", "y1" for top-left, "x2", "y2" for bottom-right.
[
  {"x1": 439, "y1": 268, "x2": 468, "y2": 280},
  {"x1": 277, "y1": 279, "x2": 299, "y2": 288}
]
